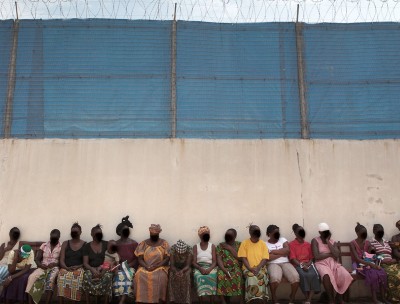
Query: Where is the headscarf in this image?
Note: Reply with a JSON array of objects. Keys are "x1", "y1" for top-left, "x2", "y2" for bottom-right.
[
  {"x1": 149, "y1": 224, "x2": 162, "y2": 234},
  {"x1": 318, "y1": 222, "x2": 330, "y2": 232},
  {"x1": 116, "y1": 215, "x2": 133, "y2": 236},
  {"x1": 198, "y1": 226, "x2": 210, "y2": 236},
  {"x1": 20, "y1": 244, "x2": 32, "y2": 259},
  {"x1": 173, "y1": 239, "x2": 191, "y2": 254}
]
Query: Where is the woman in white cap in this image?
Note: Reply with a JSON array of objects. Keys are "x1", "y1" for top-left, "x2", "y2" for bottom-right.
[{"x1": 311, "y1": 223, "x2": 353, "y2": 304}]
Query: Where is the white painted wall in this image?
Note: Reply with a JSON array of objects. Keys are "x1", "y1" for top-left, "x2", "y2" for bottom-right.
[{"x1": 0, "y1": 139, "x2": 399, "y2": 253}]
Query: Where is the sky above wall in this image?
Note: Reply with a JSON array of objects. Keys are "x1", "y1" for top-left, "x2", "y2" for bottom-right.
[{"x1": 1, "y1": 0, "x2": 400, "y2": 23}]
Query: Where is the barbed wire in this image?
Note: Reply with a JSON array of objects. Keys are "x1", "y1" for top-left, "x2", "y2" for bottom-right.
[{"x1": 0, "y1": 0, "x2": 399, "y2": 23}]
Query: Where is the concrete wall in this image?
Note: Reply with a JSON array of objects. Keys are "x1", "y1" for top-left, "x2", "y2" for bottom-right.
[{"x1": 0, "y1": 139, "x2": 399, "y2": 253}]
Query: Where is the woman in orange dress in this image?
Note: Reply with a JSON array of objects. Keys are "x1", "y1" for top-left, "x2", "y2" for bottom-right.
[{"x1": 134, "y1": 224, "x2": 170, "y2": 304}]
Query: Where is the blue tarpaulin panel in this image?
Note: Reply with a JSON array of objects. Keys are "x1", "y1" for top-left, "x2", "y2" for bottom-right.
[
  {"x1": 176, "y1": 22, "x2": 301, "y2": 138},
  {"x1": 304, "y1": 23, "x2": 400, "y2": 139},
  {"x1": 1, "y1": 20, "x2": 400, "y2": 139},
  {"x1": 12, "y1": 19, "x2": 171, "y2": 138},
  {"x1": 0, "y1": 20, "x2": 13, "y2": 137}
]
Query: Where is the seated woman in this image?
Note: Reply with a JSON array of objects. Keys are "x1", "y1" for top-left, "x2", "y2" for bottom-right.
[
  {"x1": 216, "y1": 228, "x2": 243, "y2": 304},
  {"x1": 57, "y1": 222, "x2": 86, "y2": 303},
  {"x1": 82, "y1": 224, "x2": 113, "y2": 304},
  {"x1": 266, "y1": 224, "x2": 300, "y2": 304},
  {"x1": 192, "y1": 226, "x2": 218, "y2": 303},
  {"x1": 350, "y1": 223, "x2": 387, "y2": 304},
  {"x1": 0, "y1": 227, "x2": 22, "y2": 284},
  {"x1": 168, "y1": 239, "x2": 192, "y2": 304},
  {"x1": 390, "y1": 220, "x2": 400, "y2": 302},
  {"x1": 237, "y1": 224, "x2": 269, "y2": 303},
  {"x1": 391, "y1": 220, "x2": 400, "y2": 257},
  {"x1": 1, "y1": 244, "x2": 37, "y2": 303},
  {"x1": 311, "y1": 223, "x2": 353, "y2": 304},
  {"x1": 370, "y1": 223, "x2": 400, "y2": 303},
  {"x1": 26, "y1": 229, "x2": 62, "y2": 304},
  {"x1": 113, "y1": 216, "x2": 138, "y2": 304},
  {"x1": 134, "y1": 224, "x2": 170, "y2": 304},
  {"x1": 289, "y1": 224, "x2": 320, "y2": 304}
]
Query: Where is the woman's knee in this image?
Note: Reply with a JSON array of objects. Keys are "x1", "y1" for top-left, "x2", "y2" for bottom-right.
[
  {"x1": 322, "y1": 274, "x2": 332, "y2": 285},
  {"x1": 268, "y1": 265, "x2": 283, "y2": 284}
]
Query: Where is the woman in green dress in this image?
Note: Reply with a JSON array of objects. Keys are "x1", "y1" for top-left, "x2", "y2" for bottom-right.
[
  {"x1": 193, "y1": 226, "x2": 218, "y2": 303},
  {"x1": 217, "y1": 228, "x2": 243, "y2": 304}
]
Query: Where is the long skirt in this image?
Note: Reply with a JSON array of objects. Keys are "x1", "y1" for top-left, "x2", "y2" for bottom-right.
[
  {"x1": 357, "y1": 266, "x2": 387, "y2": 292},
  {"x1": 217, "y1": 266, "x2": 243, "y2": 296},
  {"x1": 113, "y1": 266, "x2": 135, "y2": 298},
  {"x1": 82, "y1": 270, "x2": 113, "y2": 296},
  {"x1": 57, "y1": 268, "x2": 85, "y2": 301},
  {"x1": 135, "y1": 266, "x2": 169, "y2": 303},
  {"x1": 243, "y1": 267, "x2": 269, "y2": 303},
  {"x1": 382, "y1": 263, "x2": 400, "y2": 302},
  {"x1": 193, "y1": 263, "x2": 217, "y2": 296},
  {"x1": 295, "y1": 264, "x2": 321, "y2": 293},
  {"x1": 315, "y1": 257, "x2": 353, "y2": 294},
  {"x1": 27, "y1": 267, "x2": 59, "y2": 304},
  {"x1": 0, "y1": 268, "x2": 34, "y2": 302},
  {"x1": 168, "y1": 269, "x2": 191, "y2": 303}
]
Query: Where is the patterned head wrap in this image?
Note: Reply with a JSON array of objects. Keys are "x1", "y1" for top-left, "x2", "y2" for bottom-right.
[
  {"x1": 149, "y1": 224, "x2": 162, "y2": 234},
  {"x1": 174, "y1": 239, "x2": 190, "y2": 254},
  {"x1": 198, "y1": 226, "x2": 210, "y2": 236},
  {"x1": 20, "y1": 244, "x2": 32, "y2": 258}
]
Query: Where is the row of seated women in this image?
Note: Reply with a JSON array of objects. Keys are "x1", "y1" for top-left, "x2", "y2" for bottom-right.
[{"x1": 0, "y1": 216, "x2": 399, "y2": 304}]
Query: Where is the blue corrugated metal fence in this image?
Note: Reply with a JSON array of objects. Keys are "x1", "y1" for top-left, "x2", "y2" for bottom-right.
[{"x1": 1, "y1": 19, "x2": 399, "y2": 139}]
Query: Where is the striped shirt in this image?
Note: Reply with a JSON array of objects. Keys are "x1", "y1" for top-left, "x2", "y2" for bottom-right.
[{"x1": 370, "y1": 238, "x2": 392, "y2": 260}]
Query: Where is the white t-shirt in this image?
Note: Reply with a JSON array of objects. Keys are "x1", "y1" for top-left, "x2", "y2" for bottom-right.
[{"x1": 266, "y1": 237, "x2": 289, "y2": 264}]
